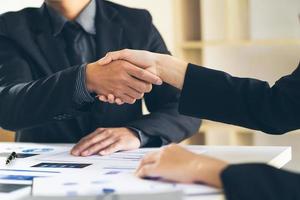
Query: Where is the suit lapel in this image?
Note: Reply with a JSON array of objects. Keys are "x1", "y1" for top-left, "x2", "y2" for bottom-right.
[
  {"x1": 95, "y1": 20, "x2": 124, "y2": 59},
  {"x1": 35, "y1": 32, "x2": 70, "y2": 72},
  {"x1": 94, "y1": 0, "x2": 125, "y2": 59},
  {"x1": 32, "y1": 4, "x2": 70, "y2": 73}
]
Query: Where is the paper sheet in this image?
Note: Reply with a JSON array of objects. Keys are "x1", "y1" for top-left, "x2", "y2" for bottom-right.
[
  {"x1": 0, "y1": 143, "x2": 213, "y2": 198},
  {"x1": 0, "y1": 183, "x2": 31, "y2": 200},
  {"x1": 32, "y1": 173, "x2": 219, "y2": 197}
]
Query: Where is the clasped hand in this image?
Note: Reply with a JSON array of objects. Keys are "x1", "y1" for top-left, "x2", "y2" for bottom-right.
[
  {"x1": 71, "y1": 50, "x2": 161, "y2": 157},
  {"x1": 85, "y1": 50, "x2": 162, "y2": 104}
]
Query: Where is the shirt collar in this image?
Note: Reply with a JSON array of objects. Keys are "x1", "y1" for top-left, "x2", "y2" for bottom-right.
[
  {"x1": 76, "y1": 0, "x2": 96, "y2": 35},
  {"x1": 46, "y1": 0, "x2": 96, "y2": 36}
]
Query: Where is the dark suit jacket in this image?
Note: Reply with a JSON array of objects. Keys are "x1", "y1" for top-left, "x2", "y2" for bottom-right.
[
  {"x1": 0, "y1": 0, "x2": 200, "y2": 146},
  {"x1": 179, "y1": 63, "x2": 300, "y2": 200}
]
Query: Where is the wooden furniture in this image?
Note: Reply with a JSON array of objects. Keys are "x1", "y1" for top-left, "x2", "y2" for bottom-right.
[{"x1": 0, "y1": 129, "x2": 15, "y2": 142}]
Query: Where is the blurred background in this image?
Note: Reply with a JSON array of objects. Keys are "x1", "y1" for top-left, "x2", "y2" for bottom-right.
[{"x1": 0, "y1": 0, "x2": 300, "y2": 171}]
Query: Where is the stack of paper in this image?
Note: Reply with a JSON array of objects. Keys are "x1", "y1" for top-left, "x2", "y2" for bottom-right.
[{"x1": 0, "y1": 143, "x2": 213, "y2": 200}]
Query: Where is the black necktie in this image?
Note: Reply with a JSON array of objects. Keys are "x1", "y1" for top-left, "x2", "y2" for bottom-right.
[{"x1": 63, "y1": 22, "x2": 94, "y2": 66}]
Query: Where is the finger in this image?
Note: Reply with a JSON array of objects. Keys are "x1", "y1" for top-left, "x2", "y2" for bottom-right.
[
  {"x1": 71, "y1": 128, "x2": 105, "y2": 155},
  {"x1": 118, "y1": 93, "x2": 136, "y2": 104},
  {"x1": 126, "y1": 65, "x2": 162, "y2": 85},
  {"x1": 81, "y1": 136, "x2": 117, "y2": 156},
  {"x1": 125, "y1": 86, "x2": 144, "y2": 100},
  {"x1": 102, "y1": 95, "x2": 124, "y2": 105},
  {"x1": 99, "y1": 141, "x2": 122, "y2": 156},
  {"x1": 136, "y1": 164, "x2": 159, "y2": 178},
  {"x1": 99, "y1": 95, "x2": 108, "y2": 102},
  {"x1": 136, "y1": 152, "x2": 160, "y2": 172},
  {"x1": 100, "y1": 50, "x2": 129, "y2": 64},
  {"x1": 141, "y1": 152, "x2": 160, "y2": 165},
  {"x1": 71, "y1": 129, "x2": 110, "y2": 156},
  {"x1": 115, "y1": 98, "x2": 124, "y2": 105},
  {"x1": 126, "y1": 77, "x2": 152, "y2": 93},
  {"x1": 97, "y1": 54, "x2": 113, "y2": 66},
  {"x1": 107, "y1": 94, "x2": 115, "y2": 104}
]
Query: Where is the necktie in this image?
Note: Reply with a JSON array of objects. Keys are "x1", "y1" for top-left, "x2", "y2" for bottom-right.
[{"x1": 63, "y1": 22, "x2": 94, "y2": 66}]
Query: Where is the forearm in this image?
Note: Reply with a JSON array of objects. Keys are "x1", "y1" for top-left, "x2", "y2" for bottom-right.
[
  {"x1": 179, "y1": 63, "x2": 300, "y2": 134},
  {"x1": 0, "y1": 66, "x2": 88, "y2": 130},
  {"x1": 221, "y1": 164, "x2": 300, "y2": 200}
]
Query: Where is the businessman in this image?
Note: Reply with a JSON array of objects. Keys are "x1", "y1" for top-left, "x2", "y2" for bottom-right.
[
  {"x1": 0, "y1": 0, "x2": 200, "y2": 156},
  {"x1": 97, "y1": 49, "x2": 300, "y2": 200}
]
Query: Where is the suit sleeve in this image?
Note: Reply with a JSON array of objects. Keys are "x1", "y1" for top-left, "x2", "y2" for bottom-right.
[
  {"x1": 221, "y1": 164, "x2": 300, "y2": 200},
  {"x1": 179, "y1": 63, "x2": 300, "y2": 134},
  {"x1": 127, "y1": 12, "x2": 201, "y2": 146},
  {"x1": 0, "y1": 36, "x2": 91, "y2": 131}
]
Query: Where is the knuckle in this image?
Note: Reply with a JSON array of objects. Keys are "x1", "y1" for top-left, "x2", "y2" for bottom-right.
[
  {"x1": 168, "y1": 144, "x2": 176, "y2": 148},
  {"x1": 90, "y1": 137, "x2": 98, "y2": 144},
  {"x1": 138, "y1": 69, "x2": 146, "y2": 78},
  {"x1": 80, "y1": 137, "x2": 88, "y2": 143},
  {"x1": 122, "y1": 49, "x2": 130, "y2": 57},
  {"x1": 129, "y1": 99, "x2": 136, "y2": 104},
  {"x1": 114, "y1": 90, "x2": 122, "y2": 97},
  {"x1": 132, "y1": 92, "x2": 139, "y2": 99},
  {"x1": 123, "y1": 96, "x2": 132, "y2": 104},
  {"x1": 137, "y1": 93, "x2": 144, "y2": 99},
  {"x1": 96, "y1": 128, "x2": 103, "y2": 132},
  {"x1": 161, "y1": 147, "x2": 169, "y2": 154},
  {"x1": 135, "y1": 68, "x2": 145, "y2": 79},
  {"x1": 106, "y1": 52, "x2": 112, "y2": 57},
  {"x1": 72, "y1": 145, "x2": 79, "y2": 151}
]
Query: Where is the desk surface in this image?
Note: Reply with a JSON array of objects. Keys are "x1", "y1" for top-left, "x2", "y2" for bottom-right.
[
  {"x1": 51, "y1": 144, "x2": 291, "y2": 167},
  {"x1": 0, "y1": 143, "x2": 292, "y2": 200},
  {"x1": 202, "y1": 145, "x2": 291, "y2": 168},
  {"x1": 185, "y1": 145, "x2": 291, "y2": 200}
]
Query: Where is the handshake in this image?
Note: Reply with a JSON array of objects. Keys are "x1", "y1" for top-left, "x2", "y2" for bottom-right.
[{"x1": 86, "y1": 49, "x2": 178, "y2": 105}]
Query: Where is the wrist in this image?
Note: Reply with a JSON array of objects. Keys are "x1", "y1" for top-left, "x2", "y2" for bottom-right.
[
  {"x1": 155, "y1": 54, "x2": 167, "y2": 78},
  {"x1": 124, "y1": 128, "x2": 142, "y2": 148},
  {"x1": 194, "y1": 157, "x2": 228, "y2": 188},
  {"x1": 126, "y1": 127, "x2": 143, "y2": 147},
  {"x1": 85, "y1": 63, "x2": 97, "y2": 93},
  {"x1": 156, "y1": 54, "x2": 188, "y2": 89}
]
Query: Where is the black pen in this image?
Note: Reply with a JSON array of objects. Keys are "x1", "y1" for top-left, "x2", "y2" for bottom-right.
[{"x1": 6, "y1": 152, "x2": 17, "y2": 165}]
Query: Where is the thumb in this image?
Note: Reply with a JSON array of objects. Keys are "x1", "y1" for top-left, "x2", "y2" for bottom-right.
[
  {"x1": 97, "y1": 49, "x2": 129, "y2": 65},
  {"x1": 97, "y1": 54, "x2": 113, "y2": 65}
]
